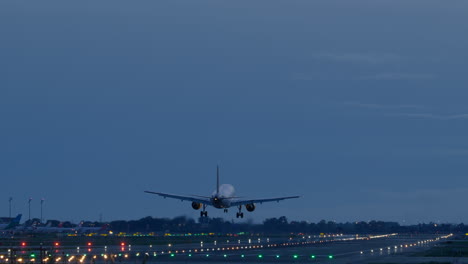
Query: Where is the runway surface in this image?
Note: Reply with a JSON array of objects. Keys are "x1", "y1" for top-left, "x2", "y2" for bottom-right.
[{"x1": 0, "y1": 233, "x2": 452, "y2": 263}]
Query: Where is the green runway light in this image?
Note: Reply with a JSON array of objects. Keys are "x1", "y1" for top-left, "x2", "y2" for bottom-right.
[
  {"x1": 258, "y1": 254, "x2": 263, "y2": 258},
  {"x1": 276, "y1": 255, "x2": 280, "y2": 258},
  {"x1": 328, "y1": 255, "x2": 333, "y2": 259},
  {"x1": 293, "y1": 254, "x2": 299, "y2": 259},
  {"x1": 224, "y1": 254, "x2": 227, "y2": 258},
  {"x1": 30, "y1": 254, "x2": 35, "y2": 258},
  {"x1": 206, "y1": 254, "x2": 209, "y2": 257},
  {"x1": 170, "y1": 253, "x2": 175, "y2": 257},
  {"x1": 188, "y1": 254, "x2": 192, "y2": 257},
  {"x1": 311, "y1": 255, "x2": 316, "y2": 259},
  {"x1": 241, "y1": 254, "x2": 245, "y2": 258}
]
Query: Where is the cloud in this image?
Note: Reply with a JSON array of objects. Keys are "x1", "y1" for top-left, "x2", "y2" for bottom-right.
[
  {"x1": 435, "y1": 149, "x2": 468, "y2": 156},
  {"x1": 312, "y1": 52, "x2": 402, "y2": 64},
  {"x1": 344, "y1": 102, "x2": 422, "y2": 110},
  {"x1": 290, "y1": 72, "x2": 323, "y2": 81},
  {"x1": 390, "y1": 113, "x2": 468, "y2": 120},
  {"x1": 341, "y1": 101, "x2": 468, "y2": 121},
  {"x1": 362, "y1": 72, "x2": 435, "y2": 80},
  {"x1": 374, "y1": 188, "x2": 468, "y2": 202}
]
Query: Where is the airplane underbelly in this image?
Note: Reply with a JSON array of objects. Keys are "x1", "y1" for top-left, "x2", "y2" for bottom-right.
[{"x1": 212, "y1": 199, "x2": 231, "y2": 209}]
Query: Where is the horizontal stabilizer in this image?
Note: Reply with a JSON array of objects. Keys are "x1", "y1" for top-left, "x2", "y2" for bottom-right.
[{"x1": 144, "y1": 191, "x2": 211, "y2": 204}]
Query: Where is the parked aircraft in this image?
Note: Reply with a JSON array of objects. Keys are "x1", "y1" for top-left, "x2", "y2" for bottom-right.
[{"x1": 0, "y1": 214, "x2": 21, "y2": 230}]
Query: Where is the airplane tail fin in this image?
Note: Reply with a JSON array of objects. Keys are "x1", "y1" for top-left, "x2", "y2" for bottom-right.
[
  {"x1": 5, "y1": 214, "x2": 22, "y2": 229},
  {"x1": 216, "y1": 165, "x2": 220, "y2": 195},
  {"x1": 13, "y1": 214, "x2": 21, "y2": 223}
]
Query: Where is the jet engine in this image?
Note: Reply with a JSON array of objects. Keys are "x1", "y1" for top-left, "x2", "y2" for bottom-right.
[
  {"x1": 192, "y1": 202, "x2": 202, "y2": 210},
  {"x1": 245, "y1": 203, "x2": 256, "y2": 212}
]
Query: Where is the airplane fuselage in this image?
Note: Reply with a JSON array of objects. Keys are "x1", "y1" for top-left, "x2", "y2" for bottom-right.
[
  {"x1": 211, "y1": 197, "x2": 232, "y2": 208},
  {"x1": 211, "y1": 184, "x2": 235, "y2": 208}
]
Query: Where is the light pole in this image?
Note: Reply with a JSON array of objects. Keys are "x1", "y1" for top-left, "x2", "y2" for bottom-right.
[
  {"x1": 8, "y1": 197, "x2": 12, "y2": 218},
  {"x1": 40, "y1": 198, "x2": 45, "y2": 223},
  {"x1": 28, "y1": 197, "x2": 32, "y2": 221}
]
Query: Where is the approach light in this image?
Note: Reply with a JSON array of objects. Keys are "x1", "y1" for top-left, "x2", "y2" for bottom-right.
[
  {"x1": 87, "y1": 243, "x2": 92, "y2": 246},
  {"x1": 21, "y1": 242, "x2": 26, "y2": 247},
  {"x1": 55, "y1": 242, "x2": 60, "y2": 246}
]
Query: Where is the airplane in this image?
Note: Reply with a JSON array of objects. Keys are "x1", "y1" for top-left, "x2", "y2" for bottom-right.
[
  {"x1": 0, "y1": 214, "x2": 22, "y2": 230},
  {"x1": 27, "y1": 221, "x2": 76, "y2": 233},
  {"x1": 145, "y1": 166, "x2": 300, "y2": 218},
  {"x1": 30, "y1": 222, "x2": 107, "y2": 233},
  {"x1": 76, "y1": 222, "x2": 108, "y2": 233}
]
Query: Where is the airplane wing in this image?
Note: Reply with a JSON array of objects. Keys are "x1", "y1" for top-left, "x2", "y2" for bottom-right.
[
  {"x1": 230, "y1": 196, "x2": 300, "y2": 206},
  {"x1": 144, "y1": 191, "x2": 211, "y2": 204}
]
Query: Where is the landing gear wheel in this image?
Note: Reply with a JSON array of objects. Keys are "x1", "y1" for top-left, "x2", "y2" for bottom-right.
[
  {"x1": 224, "y1": 209, "x2": 228, "y2": 213},
  {"x1": 200, "y1": 204, "x2": 208, "y2": 217},
  {"x1": 236, "y1": 205, "x2": 243, "y2": 218}
]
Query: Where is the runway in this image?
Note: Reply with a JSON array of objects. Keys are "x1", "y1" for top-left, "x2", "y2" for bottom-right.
[{"x1": 0, "y1": 233, "x2": 453, "y2": 263}]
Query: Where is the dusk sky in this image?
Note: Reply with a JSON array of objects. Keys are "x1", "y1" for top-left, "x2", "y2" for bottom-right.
[{"x1": 1, "y1": 1, "x2": 468, "y2": 225}]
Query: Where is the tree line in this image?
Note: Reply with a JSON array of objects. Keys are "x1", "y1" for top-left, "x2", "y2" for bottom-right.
[{"x1": 101, "y1": 216, "x2": 467, "y2": 234}]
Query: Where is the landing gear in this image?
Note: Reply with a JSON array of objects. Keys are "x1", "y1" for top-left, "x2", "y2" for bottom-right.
[
  {"x1": 236, "y1": 205, "x2": 244, "y2": 218},
  {"x1": 223, "y1": 209, "x2": 228, "y2": 213},
  {"x1": 200, "y1": 204, "x2": 208, "y2": 217}
]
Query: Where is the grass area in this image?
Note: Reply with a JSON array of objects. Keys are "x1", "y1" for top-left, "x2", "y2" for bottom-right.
[
  {"x1": 414, "y1": 240, "x2": 468, "y2": 257},
  {"x1": 369, "y1": 262, "x2": 451, "y2": 264},
  {"x1": 0, "y1": 234, "x2": 232, "y2": 247},
  {"x1": 417, "y1": 262, "x2": 452, "y2": 264}
]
